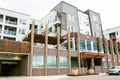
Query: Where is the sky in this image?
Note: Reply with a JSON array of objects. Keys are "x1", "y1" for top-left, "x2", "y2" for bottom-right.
[{"x1": 0, "y1": 0, "x2": 120, "y2": 30}]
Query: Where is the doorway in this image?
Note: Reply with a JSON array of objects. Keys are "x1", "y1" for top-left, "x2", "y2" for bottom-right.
[
  {"x1": 0, "y1": 61, "x2": 20, "y2": 76},
  {"x1": 87, "y1": 59, "x2": 92, "y2": 69}
]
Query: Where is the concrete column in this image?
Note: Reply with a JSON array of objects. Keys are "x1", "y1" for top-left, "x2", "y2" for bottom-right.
[
  {"x1": 91, "y1": 58, "x2": 94, "y2": 67},
  {"x1": 115, "y1": 42, "x2": 119, "y2": 66},
  {"x1": 76, "y1": 32, "x2": 81, "y2": 74},
  {"x1": 104, "y1": 38, "x2": 109, "y2": 71},
  {"x1": 110, "y1": 40, "x2": 114, "y2": 66},
  {"x1": 44, "y1": 24, "x2": 48, "y2": 76},
  {"x1": 67, "y1": 28, "x2": 71, "y2": 74},
  {"x1": 57, "y1": 26, "x2": 60, "y2": 75},
  {"x1": 29, "y1": 21, "x2": 35, "y2": 76}
]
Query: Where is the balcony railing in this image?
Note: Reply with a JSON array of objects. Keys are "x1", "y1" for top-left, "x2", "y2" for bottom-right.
[
  {"x1": 0, "y1": 40, "x2": 31, "y2": 53},
  {"x1": 4, "y1": 30, "x2": 16, "y2": 35},
  {"x1": 5, "y1": 20, "x2": 17, "y2": 25}
]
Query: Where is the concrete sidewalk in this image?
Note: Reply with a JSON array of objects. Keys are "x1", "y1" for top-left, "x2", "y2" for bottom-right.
[{"x1": 0, "y1": 73, "x2": 120, "y2": 80}]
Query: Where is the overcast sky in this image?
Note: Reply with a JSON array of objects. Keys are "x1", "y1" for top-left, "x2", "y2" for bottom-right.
[{"x1": 0, "y1": 0, "x2": 120, "y2": 30}]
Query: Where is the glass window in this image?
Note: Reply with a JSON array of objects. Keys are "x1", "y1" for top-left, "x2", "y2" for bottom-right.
[
  {"x1": 93, "y1": 42, "x2": 98, "y2": 52},
  {"x1": 20, "y1": 19, "x2": 26, "y2": 25},
  {"x1": 102, "y1": 44, "x2": 105, "y2": 54},
  {"x1": 19, "y1": 28, "x2": 21, "y2": 34},
  {"x1": 87, "y1": 40, "x2": 91, "y2": 51},
  {"x1": 80, "y1": 39, "x2": 86, "y2": 51},
  {"x1": 60, "y1": 56, "x2": 68, "y2": 68},
  {"x1": 48, "y1": 55, "x2": 56, "y2": 68},
  {"x1": 22, "y1": 29, "x2": 25, "y2": 34},
  {"x1": 48, "y1": 27, "x2": 52, "y2": 33},
  {"x1": 32, "y1": 54, "x2": 44, "y2": 68},
  {"x1": 32, "y1": 54, "x2": 37, "y2": 67}
]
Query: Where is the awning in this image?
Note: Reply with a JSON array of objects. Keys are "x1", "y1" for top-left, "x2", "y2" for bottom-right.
[{"x1": 80, "y1": 52, "x2": 105, "y2": 59}]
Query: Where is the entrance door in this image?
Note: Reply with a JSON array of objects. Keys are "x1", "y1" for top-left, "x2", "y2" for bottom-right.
[
  {"x1": 87, "y1": 59, "x2": 91, "y2": 69},
  {"x1": 0, "y1": 61, "x2": 20, "y2": 76}
]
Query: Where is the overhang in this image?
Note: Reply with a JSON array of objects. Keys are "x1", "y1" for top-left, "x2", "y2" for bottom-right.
[
  {"x1": 80, "y1": 52, "x2": 105, "y2": 59},
  {"x1": 22, "y1": 31, "x2": 67, "y2": 45}
]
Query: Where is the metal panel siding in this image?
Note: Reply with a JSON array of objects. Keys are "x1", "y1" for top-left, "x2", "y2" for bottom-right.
[
  {"x1": 62, "y1": 2, "x2": 79, "y2": 33},
  {"x1": 88, "y1": 10, "x2": 103, "y2": 37}
]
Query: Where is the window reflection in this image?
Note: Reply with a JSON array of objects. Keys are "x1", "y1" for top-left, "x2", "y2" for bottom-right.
[
  {"x1": 87, "y1": 40, "x2": 91, "y2": 51},
  {"x1": 60, "y1": 56, "x2": 68, "y2": 68},
  {"x1": 48, "y1": 55, "x2": 57, "y2": 68},
  {"x1": 80, "y1": 39, "x2": 86, "y2": 51},
  {"x1": 32, "y1": 54, "x2": 44, "y2": 68}
]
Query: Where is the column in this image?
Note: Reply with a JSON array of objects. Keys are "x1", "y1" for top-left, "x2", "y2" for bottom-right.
[
  {"x1": 44, "y1": 24, "x2": 48, "y2": 76},
  {"x1": 115, "y1": 42, "x2": 119, "y2": 66},
  {"x1": 98, "y1": 38, "x2": 103, "y2": 72},
  {"x1": 76, "y1": 32, "x2": 81, "y2": 74},
  {"x1": 104, "y1": 38, "x2": 109, "y2": 70},
  {"x1": 67, "y1": 28, "x2": 71, "y2": 74},
  {"x1": 110, "y1": 40, "x2": 114, "y2": 66},
  {"x1": 29, "y1": 21, "x2": 35, "y2": 76},
  {"x1": 91, "y1": 58, "x2": 94, "y2": 67},
  {"x1": 57, "y1": 26, "x2": 60, "y2": 75}
]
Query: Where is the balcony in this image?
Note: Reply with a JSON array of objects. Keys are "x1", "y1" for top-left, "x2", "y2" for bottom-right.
[
  {"x1": 4, "y1": 26, "x2": 16, "y2": 36},
  {"x1": 53, "y1": 16, "x2": 61, "y2": 26},
  {"x1": 5, "y1": 16, "x2": 17, "y2": 25},
  {"x1": 3, "y1": 37, "x2": 16, "y2": 41},
  {"x1": 0, "y1": 39, "x2": 31, "y2": 53}
]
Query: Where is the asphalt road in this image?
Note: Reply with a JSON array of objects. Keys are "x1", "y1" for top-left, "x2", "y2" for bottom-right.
[{"x1": 0, "y1": 74, "x2": 120, "y2": 80}]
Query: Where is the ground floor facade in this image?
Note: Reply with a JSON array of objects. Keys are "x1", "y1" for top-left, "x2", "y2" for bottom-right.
[{"x1": 0, "y1": 26, "x2": 120, "y2": 76}]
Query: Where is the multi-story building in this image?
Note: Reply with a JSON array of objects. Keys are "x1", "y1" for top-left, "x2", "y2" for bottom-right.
[
  {"x1": 104, "y1": 26, "x2": 120, "y2": 42},
  {"x1": 22, "y1": 1, "x2": 120, "y2": 76},
  {"x1": 0, "y1": 7, "x2": 31, "y2": 41},
  {"x1": 0, "y1": 1, "x2": 120, "y2": 76}
]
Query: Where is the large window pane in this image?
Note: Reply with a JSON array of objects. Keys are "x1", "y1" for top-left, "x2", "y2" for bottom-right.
[
  {"x1": 80, "y1": 39, "x2": 86, "y2": 51},
  {"x1": 87, "y1": 40, "x2": 91, "y2": 51},
  {"x1": 32, "y1": 54, "x2": 44, "y2": 68},
  {"x1": 32, "y1": 54, "x2": 37, "y2": 67},
  {"x1": 102, "y1": 44, "x2": 105, "y2": 54},
  {"x1": 93, "y1": 42, "x2": 98, "y2": 52},
  {"x1": 37, "y1": 54, "x2": 44, "y2": 67},
  {"x1": 48, "y1": 55, "x2": 57, "y2": 68},
  {"x1": 60, "y1": 56, "x2": 68, "y2": 68}
]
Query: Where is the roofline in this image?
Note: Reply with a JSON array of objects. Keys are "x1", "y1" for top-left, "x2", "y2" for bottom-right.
[
  {"x1": 104, "y1": 26, "x2": 120, "y2": 31},
  {"x1": 51, "y1": 1, "x2": 77, "y2": 12},
  {"x1": 86, "y1": 9, "x2": 100, "y2": 15},
  {"x1": 0, "y1": 7, "x2": 30, "y2": 16},
  {"x1": 30, "y1": 18, "x2": 40, "y2": 22}
]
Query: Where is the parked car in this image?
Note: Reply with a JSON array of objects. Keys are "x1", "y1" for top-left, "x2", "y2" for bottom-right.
[{"x1": 109, "y1": 66, "x2": 120, "y2": 75}]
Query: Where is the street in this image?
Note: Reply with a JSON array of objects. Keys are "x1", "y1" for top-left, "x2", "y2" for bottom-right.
[{"x1": 0, "y1": 74, "x2": 120, "y2": 80}]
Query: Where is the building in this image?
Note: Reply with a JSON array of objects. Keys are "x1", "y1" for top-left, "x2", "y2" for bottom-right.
[
  {"x1": 0, "y1": 1, "x2": 120, "y2": 76},
  {"x1": 0, "y1": 7, "x2": 40, "y2": 41},
  {"x1": 23, "y1": 1, "x2": 120, "y2": 76},
  {"x1": 104, "y1": 26, "x2": 120, "y2": 42}
]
